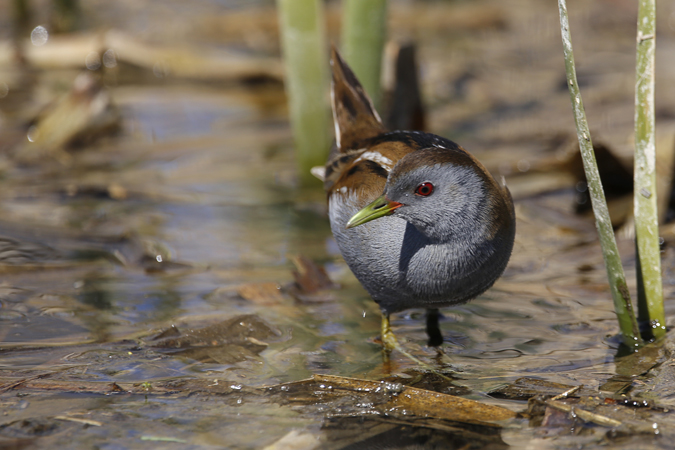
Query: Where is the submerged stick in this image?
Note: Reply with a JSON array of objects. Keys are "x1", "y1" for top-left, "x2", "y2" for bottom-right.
[
  {"x1": 277, "y1": 0, "x2": 332, "y2": 186},
  {"x1": 557, "y1": 0, "x2": 642, "y2": 348},
  {"x1": 634, "y1": 0, "x2": 665, "y2": 340}
]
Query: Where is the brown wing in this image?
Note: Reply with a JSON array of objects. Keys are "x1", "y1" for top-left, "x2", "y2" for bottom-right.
[
  {"x1": 330, "y1": 46, "x2": 387, "y2": 153},
  {"x1": 326, "y1": 48, "x2": 420, "y2": 199}
]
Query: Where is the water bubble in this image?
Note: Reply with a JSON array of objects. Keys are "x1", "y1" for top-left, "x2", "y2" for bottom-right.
[
  {"x1": 230, "y1": 384, "x2": 242, "y2": 390},
  {"x1": 156, "y1": 255, "x2": 163, "y2": 263},
  {"x1": 103, "y1": 49, "x2": 117, "y2": 68},
  {"x1": 85, "y1": 52, "x2": 102, "y2": 71},
  {"x1": 517, "y1": 159, "x2": 530, "y2": 172},
  {"x1": 26, "y1": 125, "x2": 38, "y2": 143},
  {"x1": 31, "y1": 26, "x2": 49, "y2": 46}
]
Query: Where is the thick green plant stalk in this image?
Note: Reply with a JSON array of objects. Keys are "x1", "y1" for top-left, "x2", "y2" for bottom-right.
[
  {"x1": 277, "y1": 0, "x2": 332, "y2": 186},
  {"x1": 53, "y1": 0, "x2": 81, "y2": 33},
  {"x1": 634, "y1": 0, "x2": 665, "y2": 339},
  {"x1": 12, "y1": 0, "x2": 31, "y2": 34},
  {"x1": 341, "y1": 0, "x2": 387, "y2": 109},
  {"x1": 557, "y1": 0, "x2": 643, "y2": 348}
]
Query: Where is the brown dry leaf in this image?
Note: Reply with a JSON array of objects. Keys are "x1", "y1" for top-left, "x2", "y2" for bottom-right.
[
  {"x1": 541, "y1": 405, "x2": 574, "y2": 428},
  {"x1": 149, "y1": 314, "x2": 280, "y2": 349},
  {"x1": 237, "y1": 282, "x2": 285, "y2": 305},
  {"x1": 147, "y1": 314, "x2": 281, "y2": 363},
  {"x1": 290, "y1": 255, "x2": 336, "y2": 296}
]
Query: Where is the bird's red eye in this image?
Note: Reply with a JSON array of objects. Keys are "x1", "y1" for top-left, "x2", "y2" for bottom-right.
[{"x1": 415, "y1": 182, "x2": 434, "y2": 196}]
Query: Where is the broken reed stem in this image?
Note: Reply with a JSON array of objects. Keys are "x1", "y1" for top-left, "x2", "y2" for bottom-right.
[
  {"x1": 557, "y1": 0, "x2": 643, "y2": 348},
  {"x1": 341, "y1": 0, "x2": 387, "y2": 109},
  {"x1": 544, "y1": 398, "x2": 623, "y2": 428},
  {"x1": 634, "y1": 0, "x2": 665, "y2": 339},
  {"x1": 277, "y1": 0, "x2": 332, "y2": 186}
]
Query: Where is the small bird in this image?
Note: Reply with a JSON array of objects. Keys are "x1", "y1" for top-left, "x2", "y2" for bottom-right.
[{"x1": 324, "y1": 48, "x2": 515, "y2": 354}]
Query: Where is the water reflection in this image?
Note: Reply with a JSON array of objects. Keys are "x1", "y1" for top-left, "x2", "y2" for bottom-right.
[{"x1": 324, "y1": 416, "x2": 508, "y2": 450}]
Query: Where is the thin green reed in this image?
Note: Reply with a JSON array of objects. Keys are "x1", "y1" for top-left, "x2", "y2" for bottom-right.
[
  {"x1": 634, "y1": 0, "x2": 665, "y2": 340},
  {"x1": 557, "y1": 0, "x2": 643, "y2": 348}
]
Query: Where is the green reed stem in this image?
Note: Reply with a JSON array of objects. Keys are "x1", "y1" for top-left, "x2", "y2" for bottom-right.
[
  {"x1": 341, "y1": 0, "x2": 387, "y2": 109},
  {"x1": 277, "y1": 0, "x2": 332, "y2": 186},
  {"x1": 634, "y1": 0, "x2": 665, "y2": 340},
  {"x1": 557, "y1": 0, "x2": 643, "y2": 348}
]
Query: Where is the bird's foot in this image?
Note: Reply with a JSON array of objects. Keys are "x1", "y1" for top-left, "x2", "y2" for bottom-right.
[
  {"x1": 380, "y1": 314, "x2": 455, "y2": 381},
  {"x1": 380, "y1": 317, "x2": 399, "y2": 359}
]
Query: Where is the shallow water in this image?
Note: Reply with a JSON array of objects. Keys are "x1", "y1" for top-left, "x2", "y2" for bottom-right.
[{"x1": 2, "y1": 0, "x2": 675, "y2": 448}]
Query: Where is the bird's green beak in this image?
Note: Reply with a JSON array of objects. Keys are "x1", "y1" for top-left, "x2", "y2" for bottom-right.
[{"x1": 346, "y1": 195, "x2": 403, "y2": 229}]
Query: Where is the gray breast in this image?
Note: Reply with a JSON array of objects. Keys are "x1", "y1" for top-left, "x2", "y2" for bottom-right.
[{"x1": 329, "y1": 191, "x2": 509, "y2": 314}]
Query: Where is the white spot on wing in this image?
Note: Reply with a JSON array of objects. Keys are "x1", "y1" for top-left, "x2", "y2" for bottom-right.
[
  {"x1": 330, "y1": 83, "x2": 341, "y2": 149},
  {"x1": 353, "y1": 151, "x2": 394, "y2": 171}
]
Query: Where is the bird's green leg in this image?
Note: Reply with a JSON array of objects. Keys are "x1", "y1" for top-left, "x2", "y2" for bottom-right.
[
  {"x1": 381, "y1": 313, "x2": 397, "y2": 358},
  {"x1": 379, "y1": 311, "x2": 455, "y2": 380}
]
